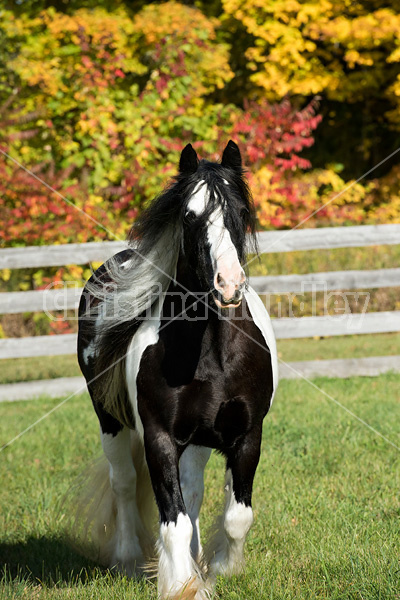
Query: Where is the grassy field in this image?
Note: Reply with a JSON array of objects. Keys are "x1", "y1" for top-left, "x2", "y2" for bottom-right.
[{"x1": 1, "y1": 374, "x2": 399, "y2": 599}]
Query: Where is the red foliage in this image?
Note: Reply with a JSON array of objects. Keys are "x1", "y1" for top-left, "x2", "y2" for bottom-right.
[
  {"x1": 230, "y1": 97, "x2": 321, "y2": 173},
  {"x1": 0, "y1": 158, "x2": 110, "y2": 246},
  {"x1": 222, "y1": 98, "x2": 323, "y2": 229}
]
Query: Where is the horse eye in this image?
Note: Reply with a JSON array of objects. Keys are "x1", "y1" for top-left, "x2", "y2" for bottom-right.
[
  {"x1": 240, "y1": 207, "x2": 249, "y2": 219},
  {"x1": 184, "y1": 210, "x2": 197, "y2": 223}
]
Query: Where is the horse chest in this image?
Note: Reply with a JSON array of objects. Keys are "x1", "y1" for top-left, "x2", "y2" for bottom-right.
[{"x1": 135, "y1": 311, "x2": 273, "y2": 451}]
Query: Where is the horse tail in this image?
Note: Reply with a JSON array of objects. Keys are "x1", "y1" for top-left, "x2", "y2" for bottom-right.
[{"x1": 64, "y1": 430, "x2": 156, "y2": 567}]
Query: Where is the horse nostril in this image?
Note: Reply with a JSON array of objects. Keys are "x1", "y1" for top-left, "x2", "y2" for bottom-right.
[
  {"x1": 236, "y1": 271, "x2": 246, "y2": 290},
  {"x1": 233, "y1": 289, "x2": 242, "y2": 302},
  {"x1": 216, "y1": 273, "x2": 226, "y2": 289}
]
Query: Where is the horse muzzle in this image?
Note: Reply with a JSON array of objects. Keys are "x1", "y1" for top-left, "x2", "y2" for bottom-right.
[
  {"x1": 213, "y1": 269, "x2": 246, "y2": 309},
  {"x1": 212, "y1": 288, "x2": 244, "y2": 309}
]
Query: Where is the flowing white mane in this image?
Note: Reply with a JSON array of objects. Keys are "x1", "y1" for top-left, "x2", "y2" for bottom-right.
[{"x1": 84, "y1": 223, "x2": 181, "y2": 331}]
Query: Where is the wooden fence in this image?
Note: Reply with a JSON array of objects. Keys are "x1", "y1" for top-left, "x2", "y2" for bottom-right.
[{"x1": 1, "y1": 223, "x2": 399, "y2": 397}]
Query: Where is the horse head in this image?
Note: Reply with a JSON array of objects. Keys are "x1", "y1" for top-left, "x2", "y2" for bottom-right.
[{"x1": 179, "y1": 140, "x2": 256, "y2": 309}]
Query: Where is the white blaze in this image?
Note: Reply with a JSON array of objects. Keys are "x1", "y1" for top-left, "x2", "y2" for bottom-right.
[{"x1": 187, "y1": 182, "x2": 244, "y2": 301}]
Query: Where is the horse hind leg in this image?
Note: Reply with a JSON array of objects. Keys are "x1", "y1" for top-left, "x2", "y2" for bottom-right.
[
  {"x1": 207, "y1": 469, "x2": 254, "y2": 578},
  {"x1": 179, "y1": 445, "x2": 211, "y2": 563},
  {"x1": 100, "y1": 426, "x2": 148, "y2": 576}
]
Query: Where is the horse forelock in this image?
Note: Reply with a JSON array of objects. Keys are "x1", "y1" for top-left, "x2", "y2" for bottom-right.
[{"x1": 129, "y1": 159, "x2": 257, "y2": 258}]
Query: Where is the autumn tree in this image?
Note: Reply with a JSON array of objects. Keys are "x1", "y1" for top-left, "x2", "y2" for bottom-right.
[
  {"x1": 1, "y1": 0, "x2": 399, "y2": 248},
  {"x1": 0, "y1": 3, "x2": 234, "y2": 243},
  {"x1": 222, "y1": 0, "x2": 400, "y2": 177}
]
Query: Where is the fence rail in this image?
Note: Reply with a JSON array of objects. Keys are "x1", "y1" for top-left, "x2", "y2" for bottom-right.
[
  {"x1": 2, "y1": 266, "x2": 400, "y2": 315},
  {"x1": 1, "y1": 223, "x2": 400, "y2": 392},
  {"x1": 2, "y1": 224, "x2": 400, "y2": 270},
  {"x1": 251, "y1": 267, "x2": 400, "y2": 294},
  {"x1": 1, "y1": 311, "x2": 400, "y2": 360}
]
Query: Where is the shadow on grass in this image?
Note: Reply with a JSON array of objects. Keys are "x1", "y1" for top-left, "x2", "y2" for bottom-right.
[{"x1": 0, "y1": 535, "x2": 101, "y2": 585}]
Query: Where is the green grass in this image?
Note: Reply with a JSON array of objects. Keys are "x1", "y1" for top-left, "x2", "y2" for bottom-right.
[
  {"x1": 278, "y1": 332, "x2": 400, "y2": 362},
  {"x1": 2, "y1": 332, "x2": 400, "y2": 385},
  {"x1": 1, "y1": 374, "x2": 399, "y2": 599},
  {"x1": 0, "y1": 355, "x2": 81, "y2": 385}
]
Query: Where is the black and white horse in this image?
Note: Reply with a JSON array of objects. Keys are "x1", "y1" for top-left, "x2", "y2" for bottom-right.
[{"x1": 77, "y1": 141, "x2": 277, "y2": 599}]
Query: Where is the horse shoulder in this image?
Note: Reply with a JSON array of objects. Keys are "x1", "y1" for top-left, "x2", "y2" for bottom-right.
[
  {"x1": 243, "y1": 286, "x2": 278, "y2": 401},
  {"x1": 125, "y1": 297, "x2": 164, "y2": 439}
]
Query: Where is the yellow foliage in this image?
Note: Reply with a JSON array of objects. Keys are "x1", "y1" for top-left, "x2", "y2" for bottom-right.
[
  {"x1": 134, "y1": 2, "x2": 233, "y2": 95},
  {"x1": 223, "y1": 0, "x2": 400, "y2": 113},
  {"x1": 10, "y1": 7, "x2": 146, "y2": 96},
  {"x1": 134, "y1": 2, "x2": 216, "y2": 44},
  {"x1": 0, "y1": 269, "x2": 11, "y2": 283},
  {"x1": 251, "y1": 164, "x2": 373, "y2": 229}
]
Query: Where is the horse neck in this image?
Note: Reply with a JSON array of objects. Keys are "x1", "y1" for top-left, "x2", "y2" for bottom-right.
[
  {"x1": 174, "y1": 252, "x2": 206, "y2": 296},
  {"x1": 171, "y1": 252, "x2": 245, "y2": 341},
  {"x1": 168, "y1": 251, "x2": 220, "y2": 332}
]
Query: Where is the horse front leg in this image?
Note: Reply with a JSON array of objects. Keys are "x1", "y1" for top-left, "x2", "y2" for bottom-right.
[
  {"x1": 208, "y1": 426, "x2": 262, "y2": 578},
  {"x1": 144, "y1": 430, "x2": 208, "y2": 600},
  {"x1": 100, "y1": 426, "x2": 146, "y2": 575}
]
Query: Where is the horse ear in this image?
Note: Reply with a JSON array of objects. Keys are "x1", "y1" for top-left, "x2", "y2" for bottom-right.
[
  {"x1": 179, "y1": 143, "x2": 199, "y2": 174},
  {"x1": 221, "y1": 140, "x2": 242, "y2": 170}
]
